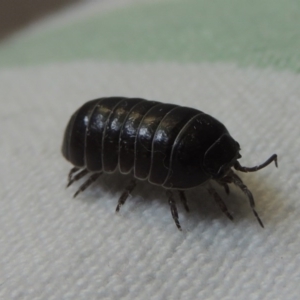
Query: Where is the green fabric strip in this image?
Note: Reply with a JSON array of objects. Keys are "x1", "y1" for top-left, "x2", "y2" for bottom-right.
[{"x1": 0, "y1": 0, "x2": 299, "y2": 71}]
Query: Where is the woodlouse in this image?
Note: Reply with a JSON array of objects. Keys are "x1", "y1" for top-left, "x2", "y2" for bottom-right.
[{"x1": 62, "y1": 97, "x2": 277, "y2": 230}]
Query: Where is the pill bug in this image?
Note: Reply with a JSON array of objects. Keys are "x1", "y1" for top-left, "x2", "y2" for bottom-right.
[{"x1": 62, "y1": 97, "x2": 277, "y2": 230}]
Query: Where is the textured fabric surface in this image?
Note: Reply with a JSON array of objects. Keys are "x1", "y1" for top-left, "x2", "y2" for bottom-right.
[{"x1": 0, "y1": 1, "x2": 299, "y2": 299}]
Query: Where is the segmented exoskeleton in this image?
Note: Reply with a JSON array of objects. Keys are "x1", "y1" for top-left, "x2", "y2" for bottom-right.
[{"x1": 62, "y1": 97, "x2": 277, "y2": 230}]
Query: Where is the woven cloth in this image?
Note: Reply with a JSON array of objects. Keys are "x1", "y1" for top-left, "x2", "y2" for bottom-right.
[{"x1": 1, "y1": 1, "x2": 299, "y2": 299}]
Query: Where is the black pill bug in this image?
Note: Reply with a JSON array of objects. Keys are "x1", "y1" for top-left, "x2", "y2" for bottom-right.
[{"x1": 62, "y1": 97, "x2": 277, "y2": 230}]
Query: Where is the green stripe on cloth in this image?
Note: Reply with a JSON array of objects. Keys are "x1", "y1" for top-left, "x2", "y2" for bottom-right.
[{"x1": 0, "y1": 0, "x2": 299, "y2": 71}]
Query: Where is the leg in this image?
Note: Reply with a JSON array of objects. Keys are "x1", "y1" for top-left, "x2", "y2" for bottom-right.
[
  {"x1": 234, "y1": 154, "x2": 278, "y2": 173},
  {"x1": 178, "y1": 190, "x2": 190, "y2": 212},
  {"x1": 225, "y1": 170, "x2": 264, "y2": 228},
  {"x1": 67, "y1": 169, "x2": 89, "y2": 187},
  {"x1": 166, "y1": 190, "x2": 182, "y2": 231},
  {"x1": 115, "y1": 179, "x2": 137, "y2": 212},
  {"x1": 68, "y1": 167, "x2": 80, "y2": 182},
  {"x1": 207, "y1": 184, "x2": 233, "y2": 221},
  {"x1": 73, "y1": 172, "x2": 102, "y2": 198},
  {"x1": 217, "y1": 181, "x2": 230, "y2": 195}
]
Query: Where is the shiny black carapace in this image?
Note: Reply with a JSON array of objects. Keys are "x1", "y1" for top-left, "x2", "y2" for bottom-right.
[{"x1": 62, "y1": 97, "x2": 277, "y2": 230}]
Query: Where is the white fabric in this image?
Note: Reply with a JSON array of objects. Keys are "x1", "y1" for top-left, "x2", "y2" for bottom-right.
[{"x1": 0, "y1": 62, "x2": 299, "y2": 299}]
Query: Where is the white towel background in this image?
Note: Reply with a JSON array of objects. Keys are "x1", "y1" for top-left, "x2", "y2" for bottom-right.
[{"x1": 1, "y1": 61, "x2": 299, "y2": 299}]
